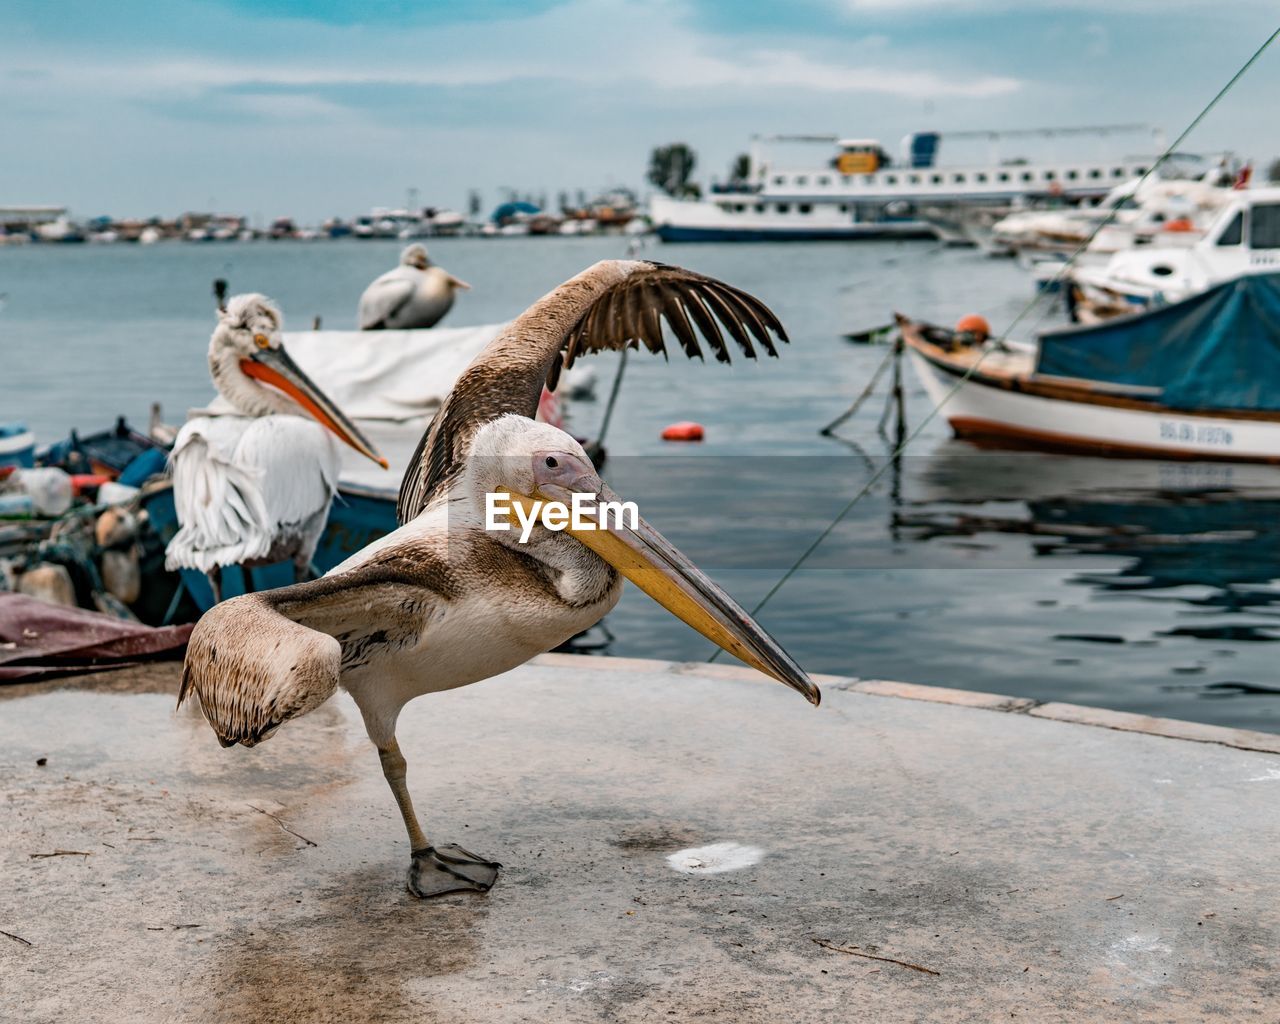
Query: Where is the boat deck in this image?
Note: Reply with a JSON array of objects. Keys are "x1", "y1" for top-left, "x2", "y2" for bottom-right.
[{"x1": 3, "y1": 655, "x2": 1277, "y2": 1022}]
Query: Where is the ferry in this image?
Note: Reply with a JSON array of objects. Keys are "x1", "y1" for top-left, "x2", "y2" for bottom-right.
[{"x1": 650, "y1": 126, "x2": 1163, "y2": 242}]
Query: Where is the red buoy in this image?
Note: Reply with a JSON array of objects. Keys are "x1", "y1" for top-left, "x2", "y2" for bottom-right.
[
  {"x1": 70, "y1": 474, "x2": 112, "y2": 498},
  {"x1": 661, "y1": 421, "x2": 704, "y2": 442}
]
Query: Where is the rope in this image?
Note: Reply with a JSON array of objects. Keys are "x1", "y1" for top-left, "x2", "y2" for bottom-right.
[
  {"x1": 819, "y1": 342, "x2": 898, "y2": 436},
  {"x1": 733, "y1": 24, "x2": 1280, "y2": 626}
]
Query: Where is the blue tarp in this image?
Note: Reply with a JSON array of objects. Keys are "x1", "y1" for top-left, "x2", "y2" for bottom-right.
[{"x1": 1036, "y1": 273, "x2": 1280, "y2": 412}]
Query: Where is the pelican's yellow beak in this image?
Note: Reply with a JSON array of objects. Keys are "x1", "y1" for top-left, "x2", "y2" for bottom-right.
[{"x1": 504, "y1": 487, "x2": 820, "y2": 706}]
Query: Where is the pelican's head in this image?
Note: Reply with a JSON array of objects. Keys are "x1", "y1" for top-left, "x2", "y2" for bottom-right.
[
  {"x1": 467, "y1": 415, "x2": 819, "y2": 707},
  {"x1": 401, "y1": 243, "x2": 430, "y2": 270},
  {"x1": 210, "y1": 294, "x2": 388, "y2": 469}
]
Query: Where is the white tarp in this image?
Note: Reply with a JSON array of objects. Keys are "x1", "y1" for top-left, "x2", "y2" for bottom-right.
[
  {"x1": 194, "y1": 323, "x2": 506, "y2": 493},
  {"x1": 189, "y1": 322, "x2": 595, "y2": 494},
  {"x1": 201, "y1": 323, "x2": 507, "y2": 423}
]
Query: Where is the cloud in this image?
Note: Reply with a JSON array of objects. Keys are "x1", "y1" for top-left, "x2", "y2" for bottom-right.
[{"x1": 16, "y1": 0, "x2": 1021, "y2": 116}]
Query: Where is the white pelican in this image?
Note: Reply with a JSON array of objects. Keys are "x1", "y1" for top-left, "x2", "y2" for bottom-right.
[
  {"x1": 166, "y1": 294, "x2": 387, "y2": 594},
  {"x1": 180, "y1": 261, "x2": 818, "y2": 898},
  {"x1": 358, "y1": 243, "x2": 471, "y2": 330}
]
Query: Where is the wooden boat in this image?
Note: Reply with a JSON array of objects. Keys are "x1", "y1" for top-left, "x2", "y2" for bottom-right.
[{"x1": 901, "y1": 272, "x2": 1280, "y2": 463}]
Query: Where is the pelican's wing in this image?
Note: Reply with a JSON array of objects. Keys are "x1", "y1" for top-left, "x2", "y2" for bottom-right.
[
  {"x1": 358, "y1": 269, "x2": 417, "y2": 330},
  {"x1": 178, "y1": 549, "x2": 451, "y2": 747},
  {"x1": 165, "y1": 417, "x2": 338, "y2": 573},
  {"x1": 396, "y1": 259, "x2": 787, "y2": 522},
  {"x1": 167, "y1": 417, "x2": 274, "y2": 572}
]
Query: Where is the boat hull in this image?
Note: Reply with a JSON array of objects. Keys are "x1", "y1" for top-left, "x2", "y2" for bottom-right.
[
  {"x1": 907, "y1": 345, "x2": 1280, "y2": 463},
  {"x1": 143, "y1": 482, "x2": 398, "y2": 613},
  {"x1": 654, "y1": 222, "x2": 934, "y2": 242}
]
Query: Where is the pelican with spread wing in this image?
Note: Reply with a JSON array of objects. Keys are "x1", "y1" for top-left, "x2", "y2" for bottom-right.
[{"x1": 180, "y1": 261, "x2": 819, "y2": 898}]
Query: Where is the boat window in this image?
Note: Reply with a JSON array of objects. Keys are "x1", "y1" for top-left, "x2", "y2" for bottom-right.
[
  {"x1": 795, "y1": 176, "x2": 808, "y2": 186},
  {"x1": 842, "y1": 175, "x2": 852, "y2": 185},
  {"x1": 1043, "y1": 170, "x2": 1056, "y2": 181},
  {"x1": 1216, "y1": 210, "x2": 1243, "y2": 246},
  {"x1": 1022, "y1": 171, "x2": 1033, "y2": 182},
  {"x1": 732, "y1": 204, "x2": 746, "y2": 213},
  {"x1": 885, "y1": 175, "x2": 898, "y2": 185},
  {"x1": 839, "y1": 204, "x2": 850, "y2": 213},
  {"x1": 773, "y1": 176, "x2": 786, "y2": 186},
  {"x1": 1112, "y1": 167, "x2": 1125, "y2": 177},
  {"x1": 776, "y1": 203, "x2": 790, "y2": 213},
  {"x1": 798, "y1": 204, "x2": 813, "y2": 214},
  {"x1": 817, "y1": 176, "x2": 830, "y2": 186},
  {"x1": 976, "y1": 172, "x2": 988, "y2": 183},
  {"x1": 1088, "y1": 168, "x2": 1102, "y2": 179},
  {"x1": 1066, "y1": 170, "x2": 1078, "y2": 180},
  {"x1": 863, "y1": 175, "x2": 875, "y2": 185},
  {"x1": 754, "y1": 204, "x2": 764, "y2": 213},
  {"x1": 1250, "y1": 204, "x2": 1280, "y2": 248},
  {"x1": 1134, "y1": 166, "x2": 1147, "y2": 175},
  {"x1": 998, "y1": 172, "x2": 1010, "y2": 182},
  {"x1": 931, "y1": 174, "x2": 943, "y2": 184},
  {"x1": 953, "y1": 173, "x2": 966, "y2": 184}
]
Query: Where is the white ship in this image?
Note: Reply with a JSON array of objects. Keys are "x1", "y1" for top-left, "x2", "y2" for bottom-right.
[{"x1": 649, "y1": 126, "x2": 1163, "y2": 242}]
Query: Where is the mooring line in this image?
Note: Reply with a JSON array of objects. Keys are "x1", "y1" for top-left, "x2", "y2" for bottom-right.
[{"x1": 726, "y1": 23, "x2": 1280, "y2": 631}]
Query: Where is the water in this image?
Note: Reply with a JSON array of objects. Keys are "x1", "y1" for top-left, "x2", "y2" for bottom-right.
[{"x1": 4, "y1": 236, "x2": 1280, "y2": 732}]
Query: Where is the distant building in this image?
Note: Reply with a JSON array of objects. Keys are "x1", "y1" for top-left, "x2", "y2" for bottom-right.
[{"x1": 0, "y1": 206, "x2": 67, "y2": 230}]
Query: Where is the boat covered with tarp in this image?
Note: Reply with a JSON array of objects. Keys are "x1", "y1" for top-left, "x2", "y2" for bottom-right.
[{"x1": 902, "y1": 271, "x2": 1280, "y2": 462}]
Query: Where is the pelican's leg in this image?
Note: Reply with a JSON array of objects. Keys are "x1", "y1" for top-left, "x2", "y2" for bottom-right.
[{"x1": 377, "y1": 738, "x2": 501, "y2": 898}]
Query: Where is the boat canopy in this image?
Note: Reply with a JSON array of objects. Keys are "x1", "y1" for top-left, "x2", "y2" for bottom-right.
[{"x1": 1036, "y1": 272, "x2": 1280, "y2": 412}]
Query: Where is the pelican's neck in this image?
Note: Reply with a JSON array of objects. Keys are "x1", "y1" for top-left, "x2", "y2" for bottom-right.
[
  {"x1": 209, "y1": 345, "x2": 299, "y2": 418},
  {"x1": 452, "y1": 473, "x2": 618, "y2": 608}
]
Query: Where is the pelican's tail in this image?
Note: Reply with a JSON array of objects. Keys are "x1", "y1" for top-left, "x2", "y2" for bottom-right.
[{"x1": 179, "y1": 592, "x2": 340, "y2": 747}]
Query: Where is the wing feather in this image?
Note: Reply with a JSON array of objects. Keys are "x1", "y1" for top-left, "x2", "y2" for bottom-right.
[
  {"x1": 396, "y1": 260, "x2": 789, "y2": 523},
  {"x1": 179, "y1": 548, "x2": 455, "y2": 746},
  {"x1": 358, "y1": 270, "x2": 417, "y2": 330}
]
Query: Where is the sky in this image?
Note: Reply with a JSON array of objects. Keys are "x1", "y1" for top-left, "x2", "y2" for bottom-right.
[{"x1": 5, "y1": 0, "x2": 1279, "y2": 222}]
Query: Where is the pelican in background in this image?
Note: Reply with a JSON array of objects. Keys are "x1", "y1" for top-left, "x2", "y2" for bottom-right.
[
  {"x1": 180, "y1": 262, "x2": 819, "y2": 898},
  {"x1": 166, "y1": 295, "x2": 387, "y2": 595},
  {"x1": 358, "y1": 243, "x2": 471, "y2": 330}
]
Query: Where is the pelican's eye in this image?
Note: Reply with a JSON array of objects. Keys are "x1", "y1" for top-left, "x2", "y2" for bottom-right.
[
  {"x1": 545, "y1": 456, "x2": 558, "y2": 468},
  {"x1": 253, "y1": 333, "x2": 270, "y2": 349}
]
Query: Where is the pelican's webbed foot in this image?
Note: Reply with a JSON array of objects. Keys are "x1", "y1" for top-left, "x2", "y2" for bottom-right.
[{"x1": 407, "y1": 844, "x2": 501, "y2": 898}]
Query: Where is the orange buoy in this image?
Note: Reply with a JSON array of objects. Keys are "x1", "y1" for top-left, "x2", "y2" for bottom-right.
[
  {"x1": 954, "y1": 314, "x2": 991, "y2": 341},
  {"x1": 661, "y1": 421, "x2": 704, "y2": 442}
]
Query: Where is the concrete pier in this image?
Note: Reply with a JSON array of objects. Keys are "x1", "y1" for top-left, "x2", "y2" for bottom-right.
[{"x1": 2, "y1": 654, "x2": 1278, "y2": 1022}]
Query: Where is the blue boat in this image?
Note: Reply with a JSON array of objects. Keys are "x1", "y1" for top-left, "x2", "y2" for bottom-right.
[{"x1": 143, "y1": 481, "x2": 398, "y2": 613}]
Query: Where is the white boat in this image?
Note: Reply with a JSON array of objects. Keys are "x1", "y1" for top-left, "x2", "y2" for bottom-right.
[
  {"x1": 1071, "y1": 186, "x2": 1280, "y2": 315},
  {"x1": 650, "y1": 125, "x2": 1162, "y2": 242},
  {"x1": 992, "y1": 173, "x2": 1233, "y2": 260},
  {"x1": 902, "y1": 272, "x2": 1280, "y2": 463}
]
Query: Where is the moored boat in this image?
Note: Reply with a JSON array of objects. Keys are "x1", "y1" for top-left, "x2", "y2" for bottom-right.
[
  {"x1": 902, "y1": 272, "x2": 1280, "y2": 462},
  {"x1": 1069, "y1": 185, "x2": 1279, "y2": 320},
  {"x1": 651, "y1": 125, "x2": 1163, "y2": 243}
]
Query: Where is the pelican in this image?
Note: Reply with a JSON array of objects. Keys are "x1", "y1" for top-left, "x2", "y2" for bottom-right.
[
  {"x1": 166, "y1": 294, "x2": 387, "y2": 593},
  {"x1": 180, "y1": 261, "x2": 819, "y2": 898},
  {"x1": 358, "y1": 243, "x2": 471, "y2": 330}
]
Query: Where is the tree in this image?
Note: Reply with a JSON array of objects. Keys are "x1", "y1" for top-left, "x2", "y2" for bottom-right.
[
  {"x1": 729, "y1": 153, "x2": 751, "y2": 184},
  {"x1": 1268, "y1": 158, "x2": 1280, "y2": 184},
  {"x1": 648, "y1": 143, "x2": 698, "y2": 197}
]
